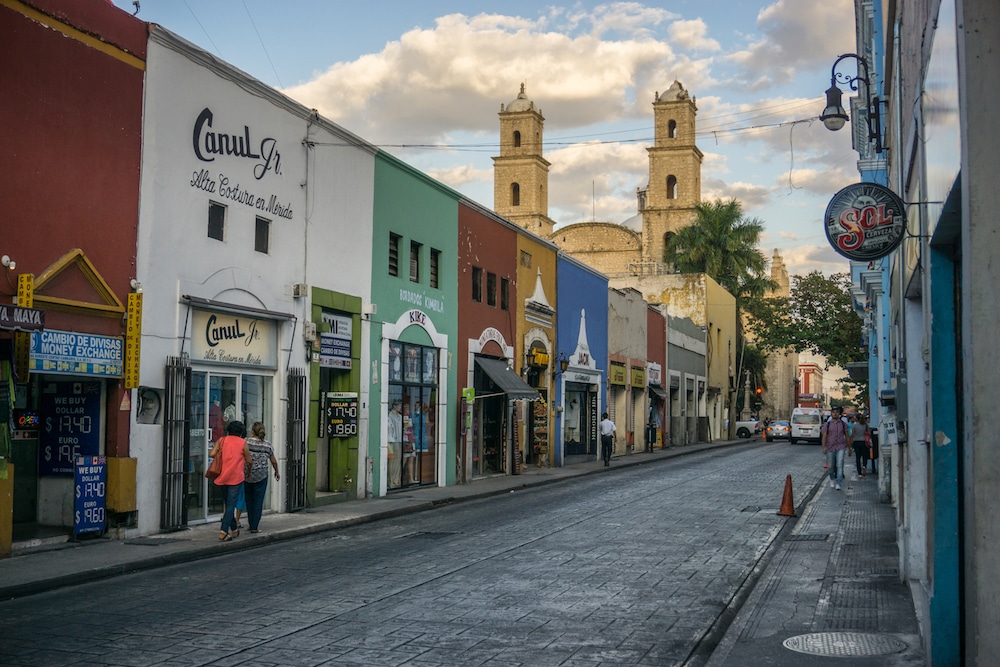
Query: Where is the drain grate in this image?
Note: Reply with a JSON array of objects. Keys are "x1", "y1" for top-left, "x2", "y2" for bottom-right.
[
  {"x1": 783, "y1": 632, "x2": 907, "y2": 656},
  {"x1": 787, "y1": 533, "x2": 830, "y2": 542}
]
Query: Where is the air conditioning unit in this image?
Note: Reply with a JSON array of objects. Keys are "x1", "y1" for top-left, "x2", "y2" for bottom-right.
[{"x1": 292, "y1": 283, "x2": 309, "y2": 298}]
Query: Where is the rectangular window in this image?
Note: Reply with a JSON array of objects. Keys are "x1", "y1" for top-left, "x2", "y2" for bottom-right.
[
  {"x1": 472, "y1": 266, "x2": 483, "y2": 302},
  {"x1": 500, "y1": 277, "x2": 510, "y2": 311},
  {"x1": 487, "y1": 272, "x2": 497, "y2": 307},
  {"x1": 254, "y1": 217, "x2": 270, "y2": 254},
  {"x1": 389, "y1": 233, "x2": 401, "y2": 276},
  {"x1": 430, "y1": 248, "x2": 440, "y2": 288},
  {"x1": 208, "y1": 201, "x2": 226, "y2": 241},
  {"x1": 410, "y1": 241, "x2": 422, "y2": 282}
]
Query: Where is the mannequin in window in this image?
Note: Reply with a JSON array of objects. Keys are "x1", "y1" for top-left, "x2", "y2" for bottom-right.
[{"x1": 565, "y1": 397, "x2": 580, "y2": 442}]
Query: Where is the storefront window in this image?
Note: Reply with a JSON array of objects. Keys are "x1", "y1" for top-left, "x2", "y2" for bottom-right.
[
  {"x1": 387, "y1": 343, "x2": 437, "y2": 490},
  {"x1": 189, "y1": 370, "x2": 272, "y2": 523}
]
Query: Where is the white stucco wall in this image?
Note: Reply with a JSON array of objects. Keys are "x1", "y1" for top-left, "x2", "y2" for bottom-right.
[{"x1": 131, "y1": 29, "x2": 374, "y2": 534}]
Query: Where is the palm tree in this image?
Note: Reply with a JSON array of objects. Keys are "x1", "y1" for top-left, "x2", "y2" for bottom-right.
[
  {"x1": 665, "y1": 198, "x2": 775, "y2": 436},
  {"x1": 664, "y1": 198, "x2": 775, "y2": 305}
]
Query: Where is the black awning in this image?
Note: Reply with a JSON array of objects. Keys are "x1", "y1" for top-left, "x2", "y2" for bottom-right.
[
  {"x1": 648, "y1": 385, "x2": 668, "y2": 399},
  {"x1": 475, "y1": 357, "x2": 540, "y2": 401}
]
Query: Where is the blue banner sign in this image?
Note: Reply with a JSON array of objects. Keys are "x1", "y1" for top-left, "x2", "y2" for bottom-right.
[
  {"x1": 319, "y1": 332, "x2": 352, "y2": 369},
  {"x1": 30, "y1": 329, "x2": 123, "y2": 378},
  {"x1": 40, "y1": 380, "x2": 102, "y2": 476},
  {"x1": 74, "y1": 456, "x2": 107, "y2": 536}
]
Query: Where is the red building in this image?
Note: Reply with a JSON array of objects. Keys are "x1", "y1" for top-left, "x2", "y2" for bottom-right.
[
  {"x1": 646, "y1": 305, "x2": 667, "y2": 448},
  {"x1": 456, "y1": 201, "x2": 537, "y2": 481},
  {"x1": 1, "y1": 0, "x2": 147, "y2": 542}
]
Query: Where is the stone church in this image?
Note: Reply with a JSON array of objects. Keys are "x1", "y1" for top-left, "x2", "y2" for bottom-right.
[
  {"x1": 494, "y1": 80, "x2": 702, "y2": 278},
  {"x1": 492, "y1": 81, "x2": 798, "y2": 433}
]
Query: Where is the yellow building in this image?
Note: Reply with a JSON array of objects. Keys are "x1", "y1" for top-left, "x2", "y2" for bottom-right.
[{"x1": 514, "y1": 232, "x2": 558, "y2": 466}]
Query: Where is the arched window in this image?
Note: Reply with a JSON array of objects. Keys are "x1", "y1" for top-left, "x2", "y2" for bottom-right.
[
  {"x1": 666, "y1": 175, "x2": 678, "y2": 199},
  {"x1": 513, "y1": 131, "x2": 521, "y2": 148},
  {"x1": 511, "y1": 183, "x2": 520, "y2": 206},
  {"x1": 668, "y1": 120, "x2": 677, "y2": 138}
]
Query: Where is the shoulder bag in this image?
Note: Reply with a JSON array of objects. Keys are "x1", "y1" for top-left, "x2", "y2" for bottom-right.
[{"x1": 205, "y1": 437, "x2": 225, "y2": 480}]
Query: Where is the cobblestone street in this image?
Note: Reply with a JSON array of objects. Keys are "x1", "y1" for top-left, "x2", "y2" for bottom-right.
[{"x1": 0, "y1": 442, "x2": 833, "y2": 666}]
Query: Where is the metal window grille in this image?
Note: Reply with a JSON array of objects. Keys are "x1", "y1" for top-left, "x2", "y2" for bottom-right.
[
  {"x1": 161, "y1": 355, "x2": 191, "y2": 530},
  {"x1": 388, "y1": 233, "x2": 400, "y2": 276},
  {"x1": 285, "y1": 368, "x2": 308, "y2": 511}
]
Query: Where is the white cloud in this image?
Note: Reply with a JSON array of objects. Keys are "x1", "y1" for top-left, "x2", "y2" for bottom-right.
[
  {"x1": 724, "y1": 0, "x2": 855, "y2": 91},
  {"x1": 668, "y1": 19, "x2": 721, "y2": 52}
]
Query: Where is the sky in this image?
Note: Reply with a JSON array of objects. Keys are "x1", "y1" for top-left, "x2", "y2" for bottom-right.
[{"x1": 112, "y1": 0, "x2": 862, "y2": 278}]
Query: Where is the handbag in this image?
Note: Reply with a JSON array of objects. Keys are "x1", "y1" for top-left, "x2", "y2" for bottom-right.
[{"x1": 205, "y1": 437, "x2": 224, "y2": 480}]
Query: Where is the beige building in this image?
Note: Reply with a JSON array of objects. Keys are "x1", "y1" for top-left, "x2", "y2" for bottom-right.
[{"x1": 759, "y1": 250, "x2": 798, "y2": 421}]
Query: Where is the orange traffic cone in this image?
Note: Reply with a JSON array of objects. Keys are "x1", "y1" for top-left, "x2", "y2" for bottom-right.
[{"x1": 778, "y1": 474, "x2": 796, "y2": 517}]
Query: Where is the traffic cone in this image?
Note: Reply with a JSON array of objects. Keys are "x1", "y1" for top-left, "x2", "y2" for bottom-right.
[{"x1": 778, "y1": 474, "x2": 796, "y2": 517}]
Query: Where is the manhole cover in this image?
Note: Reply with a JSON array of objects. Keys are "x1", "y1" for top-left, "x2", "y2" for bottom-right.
[
  {"x1": 787, "y1": 533, "x2": 830, "y2": 542},
  {"x1": 783, "y1": 632, "x2": 907, "y2": 656}
]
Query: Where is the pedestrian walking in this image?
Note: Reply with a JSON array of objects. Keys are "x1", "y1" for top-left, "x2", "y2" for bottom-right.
[
  {"x1": 821, "y1": 407, "x2": 849, "y2": 490},
  {"x1": 243, "y1": 421, "x2": 280, "y2": 534},
  {"x1": 599, "y1": 412, "x2": 616, "y2": 466},
  {"x1": 211, "y1": 420, "x2": 251, "y2": 541},
  {"x1": 853, "y1": 413, "x2": 870, "y2": 477}
]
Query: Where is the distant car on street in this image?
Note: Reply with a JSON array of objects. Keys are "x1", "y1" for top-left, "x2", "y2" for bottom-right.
[
  {"x1": 765, "y1": 419, "x2": 791, "y2": 442},
  {"x1": 734, "y1": 418, "x2": 760, "y2": 439},
  {"x1": 790, "y1": 407, "x2": 823, "y2": 444}
]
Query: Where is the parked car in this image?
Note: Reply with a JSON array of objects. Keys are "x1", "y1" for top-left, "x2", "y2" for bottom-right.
[
  {"x1": 734, "y1": 418, "x2": 760, "y2": 439},
  {"x1": 765, "y1": 419, "x2": 791, "y2": 442}
]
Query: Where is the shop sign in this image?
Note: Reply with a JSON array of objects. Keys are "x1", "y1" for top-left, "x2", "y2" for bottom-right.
[
  {"x1": 610, "y1": 364, "x2": 627, "y2": 385},
  {"x1": 824, "y1": 182, "x2": 907, "y2": 261},
  {"x1": 319, "y1": 312, "x2": 353, "y2": 369},
  {"x1": 0, "y1": 304, "x2": 44, "y2": 331},
  {"x1": 191, "y1": 310, "x2": 277, "y2": 369},
  {"x1": 324, "y1": 392, "x2": 359, "y2": 438},
  {"x1": 30, "y1": 330, "x2": 123, "y2": 378},
  {"x1": 647, "y1": 362, "x2": 662, "y2": 386},
  {"x1": 40, "y1": 380, "x2": 102, "y2": 476},
  {"x1": 630, "y1": 367, "x2": 646, "y2": 388},
  {"x1": 74, "y1": 456, "x2": 106, "y2": 536}
]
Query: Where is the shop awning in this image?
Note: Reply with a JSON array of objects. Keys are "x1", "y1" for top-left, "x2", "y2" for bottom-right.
[
  {"x1": 475, "y1": 357, "x2": 540, "y2": 401},
  {"x1": 648, "y1": 385, "x2": 668, "y2": 400}
]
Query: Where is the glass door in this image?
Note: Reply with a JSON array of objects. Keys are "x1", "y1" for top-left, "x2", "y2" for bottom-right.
[{"x1": 188, "y1": 372, "x2": 238, "y2": 523}]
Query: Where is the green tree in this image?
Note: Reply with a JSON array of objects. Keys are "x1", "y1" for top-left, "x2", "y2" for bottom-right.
[
  {"x1": 745, "y1": 271, "x2": 866, "y2": 390},
  {"x1": 664, "y1": 198, "x2": 776, "y2": 305}
]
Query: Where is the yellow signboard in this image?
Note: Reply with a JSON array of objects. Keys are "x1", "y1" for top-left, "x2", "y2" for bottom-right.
[
  {"x1": 14, "y1": 274, "x2": 34, "y2": 380},
  {"x1": 124, "y1": 292, "x2": 142, "y2": 388}
]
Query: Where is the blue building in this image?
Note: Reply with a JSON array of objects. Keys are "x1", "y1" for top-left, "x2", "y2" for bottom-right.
[{"x1": 554, "y1": 253, "x2": 608, "y2": 466}]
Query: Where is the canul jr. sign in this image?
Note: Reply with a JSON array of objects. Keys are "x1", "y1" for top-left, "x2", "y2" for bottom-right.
[
  {"x1": 191, "y1": 309, "x2": 278, "y2": 369},
  {"x1": 824, "y1": 182, "x2": 907, "y2": 261}
]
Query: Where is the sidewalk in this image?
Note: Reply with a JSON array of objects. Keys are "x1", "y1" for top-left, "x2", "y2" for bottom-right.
[
  {"x1": 0, "y1": 440, "x2": 926, "y2": 665},
  {"x1": 706, "y1": 465, "x2": 926, "y2": 666}
]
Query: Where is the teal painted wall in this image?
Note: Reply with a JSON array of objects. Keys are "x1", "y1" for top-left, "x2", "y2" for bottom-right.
[{"x1": 370, "y1": 152, "x2": 460, "y2": 493}]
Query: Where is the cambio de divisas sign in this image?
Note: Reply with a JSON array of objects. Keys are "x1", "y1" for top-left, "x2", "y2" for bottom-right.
[
  {"x1": 188, "y1": 107, "x2": 294, "y2": 219},
  {"x1": 824, "y1": 182, "x2": 907, "y2": 261},
  {"x1": 191, "y1": 310, "x2": 277, "y2": 369}
]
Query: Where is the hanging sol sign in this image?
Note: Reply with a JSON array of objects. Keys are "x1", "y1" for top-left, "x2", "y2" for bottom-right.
[{"x1": 824, "y1": 182, "x2": 907, "y2": 261}]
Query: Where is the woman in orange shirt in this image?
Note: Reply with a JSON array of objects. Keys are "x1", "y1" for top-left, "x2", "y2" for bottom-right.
[{"x1": 211, "y1": 421, "x2": 251, "y2": 541}]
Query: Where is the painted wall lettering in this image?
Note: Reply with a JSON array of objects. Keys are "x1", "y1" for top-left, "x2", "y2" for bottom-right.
[{"x1": 191, "y1": 107, "x2": 282, "y2": 180}]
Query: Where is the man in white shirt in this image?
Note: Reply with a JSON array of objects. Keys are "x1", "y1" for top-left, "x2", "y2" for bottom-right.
[{"x1": 599, "y1": 412, "x2": 616, "y2": 467}]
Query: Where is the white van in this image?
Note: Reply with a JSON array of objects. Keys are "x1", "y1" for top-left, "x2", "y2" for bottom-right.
[{"x1": 790, "y1": 407, "x2": 823, "y2": 444}]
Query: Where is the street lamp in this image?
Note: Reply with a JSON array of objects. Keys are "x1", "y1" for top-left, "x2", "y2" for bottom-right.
[{"x1": 820, "y1": 53, "x2": 883, "y2": 154}]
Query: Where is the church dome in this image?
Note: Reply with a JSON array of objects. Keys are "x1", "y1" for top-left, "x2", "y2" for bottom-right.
[
  {"x1": 505, "y1": 83, "x2": 535, "y2": 112},
  {"x1": 656, "y1": 80, "x2": 690, "y2": 102},
  {"x1": 621, "y1": 213, "x2": 643, "y2": 232}
]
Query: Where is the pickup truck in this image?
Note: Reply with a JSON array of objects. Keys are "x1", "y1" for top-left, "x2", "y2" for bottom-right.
[{"x1": 734, "y1": 418, "x2": 760, "y2": 439}]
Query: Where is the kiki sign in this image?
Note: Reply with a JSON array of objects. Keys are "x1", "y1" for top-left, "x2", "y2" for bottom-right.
[{"x1": 824, "y1": 182, "x2": 907, "y2": 261}]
